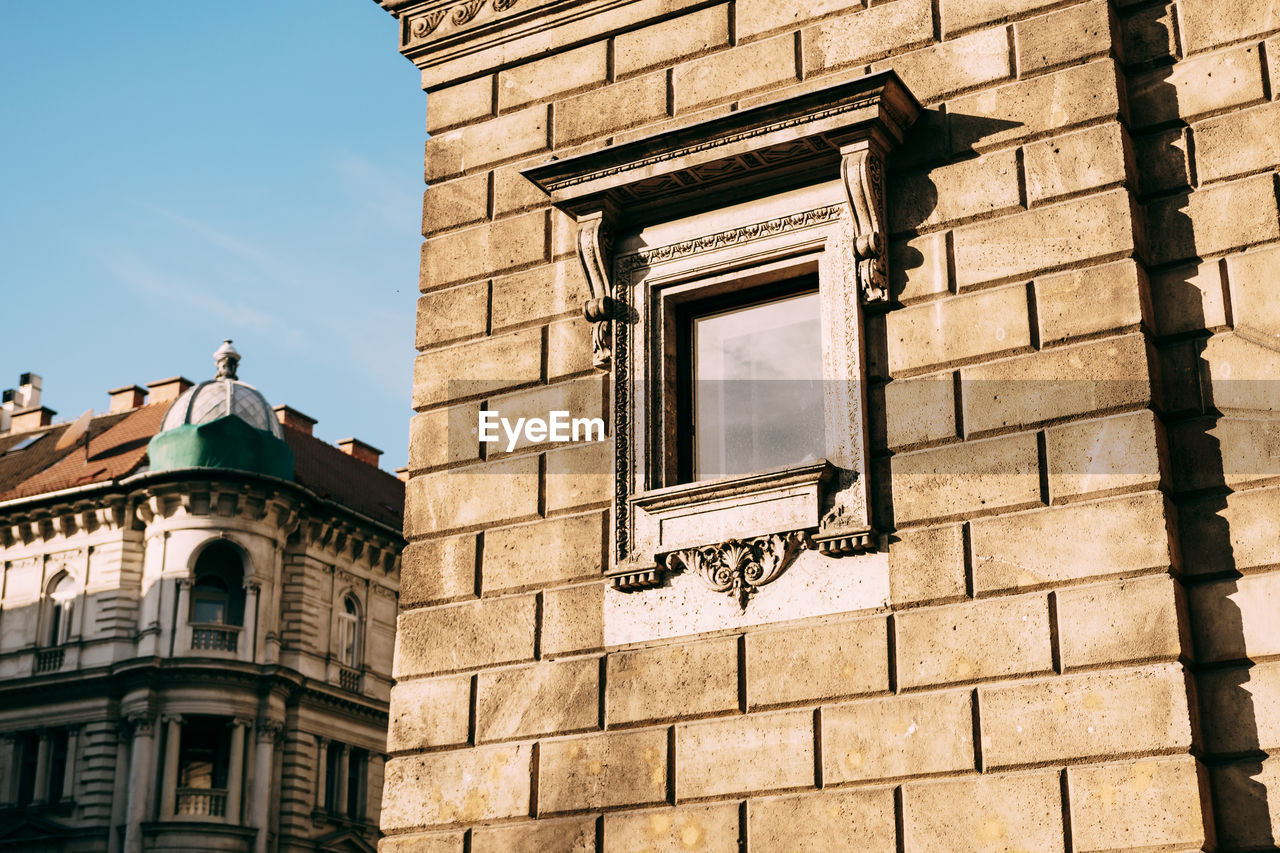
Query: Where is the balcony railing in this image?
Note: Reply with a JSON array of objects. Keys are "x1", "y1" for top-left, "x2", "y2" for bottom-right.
[
  {"x1": 190, "y1": 624, "x2": 239, "y2": 653},
  {"x1": 338, "y1": 667, "x2": 362, "y2": 692},
  {"x1": 35, "y1": 647, "x2": 65, "y2": 673},
  {"x1": 176, "y1": 787, "x2": 227, "y2": 817}
]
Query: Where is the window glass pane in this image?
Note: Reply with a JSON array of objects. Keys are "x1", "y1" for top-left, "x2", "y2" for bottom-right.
[
  {"x1": 193, "y1": 596, "x2": 225, "y2": 624},
  {"x1": 692, "y1": 290, "x2": 824, "y2": 479}
]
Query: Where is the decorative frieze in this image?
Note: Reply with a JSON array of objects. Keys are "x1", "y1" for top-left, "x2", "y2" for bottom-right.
[{"x1": 665, "y1": 532, "x2": 807, "y2": 610}]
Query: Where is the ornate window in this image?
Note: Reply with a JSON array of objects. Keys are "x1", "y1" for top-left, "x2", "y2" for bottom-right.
[
  {"x1": 190, "y1": 541, "x2": 246, "y2": 627},
  {"x1": 525, "y1": 72, "x2": 920, "y2": 611},
  {"x1": 43, "y1": 572, "x2": 74, "y2": 647},
  {"x1": 337, "y1": 595, "x2": 361, "y2": 669}
]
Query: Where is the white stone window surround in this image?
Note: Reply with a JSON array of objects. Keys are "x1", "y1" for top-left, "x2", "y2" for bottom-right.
[{"x1": 524, "y1": 72, "x2": 920, "y2": 613}]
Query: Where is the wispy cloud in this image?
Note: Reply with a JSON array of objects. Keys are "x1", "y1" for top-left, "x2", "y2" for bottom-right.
[{"x1": 99, "y1": 248, "x2": 278, "y2": 332}]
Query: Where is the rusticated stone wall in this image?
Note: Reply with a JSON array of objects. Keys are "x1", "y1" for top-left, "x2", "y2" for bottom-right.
[{"x1": 374, "y1": 0, "x2": 1280, "y2": 848}]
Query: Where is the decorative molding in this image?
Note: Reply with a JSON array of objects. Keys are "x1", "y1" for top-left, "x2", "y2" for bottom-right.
[
  {"x1": 255, "y1": 720, "x2": 284, "y2": 743},
  {"x1": 664, "y1": 532, "x2": 807, "y2": 610},
  {"x1": 127, "y1": 713, "x2": 155, "y2": 737},
  {"x1": 841, "y1": 143, "x2": 889, "y2": 304},
  {"x1": 402, "y1": 0, "x2": 527, "y2": 49}
]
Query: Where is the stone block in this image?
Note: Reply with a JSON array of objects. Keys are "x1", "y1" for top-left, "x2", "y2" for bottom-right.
[
  {"x1": 896, "y1": 593, "x2": 1053, "y2": 688},
  {"x1": 891, "y1": 431, "x2": 1042, "y2": 525},
  {"x1": 1189, "y1": 571, "x2": 1280, "y2": 663},
  {"x1": 482, "y1": 512, "x2": 605, "y2": 594},
  {"x1": 1121, "y1": 3, "x2": 1178, "y2": 65},
  {"x1": 890, "y1": 149, "x2": 1021, "y2": 234},
  {"x1": 1129, "y1": 45, "x2": 1265, "y2": 127},
  {"x1": 486, "y1": 377, "x2": 606, "y2": 456},
  {"x1": 890, "y1": 231, "x2": 949, "y2": 303},
  {"x1": 427, "y1": 75, "x2": 494, "y2": 133},
  {"x1": 960, "y1": 334, "x2": 1152, "y2": 436},
  {"x1": 1194, "y1": 100, "x2": 1280, "y2": 184},
  {"x1": 602, "y1": 803, "x2": 739, "y2": 853},
  {"x1": 493, "y1": 158, "x2": 551, "y2": 217},
  {"x1": 1056, "y1": 575, "x2": 1184, "y2": 670},
  {"x1": 405, "y1": 457, "x2": 541, "y2": 536},
  {"x1": 554, "y1": 73, "x2": 668, "y2": 146},
  {"x1": 1228, "y1": 244, "x2": 1280, "y2": 342},
  {"x1": 538, "y1": 728, "x2": 668, "y2": 812},
  {"x1": 902, "y1": 771, "x2": 1063, "y2": 852},
  {"x1": 472, "y1": 817, "x2": 596, "y2": 853},
  {"x1": 388, "y1": 673, "x2": 472, "y2": 751},
  {"x1": 674, "y1": 34, "x2": 796, "y2": 112},
  {"x1": 944, "y1": 0, "x2": 1066, "y2": 35},
  {"x1": 409, "y1": 403, "x2": 483, "y2": 471},
  {"x1": 737, "y1": 0, "x2": 865, "y2": 39},
  {"x1": 971, "y1": 492, "x2": 1174, "y2": 593},
  {"x1": 1044, "y1": 410, "x2": 1164, "y2": 501},
  {"x1": 979, "y1": 664, "x2": 1192, "y2": 767},
  {"x1": 748, "y1": 789, "x2": 896, "y2": 853},
  {"x1": 411, "y1": 326, "x2": 542, "y2": 409},
  {"x1": 544, "y1": 441, "x2": 613, "y2": 513},
  {"x1": 1034, "y1": 260, "x2": 1145, "y2": 345},
  {"x1": 952, "y1": 189, "x2": 1135, "y2": 288},
  {"x1": 547, "y1": 317, "x2": 595, "y2": 380},
  {"x1": 422, "y1": 173, "x2": 489, "y2": 237},
  {"x1": 491, "y1": 260, "x2": 591, "y2": 331},
  {"x1": 420, "y1": 210, "x2": 548, "y2": 290},
  {"x1": 1016, "y1": 0, "x2": 1113, "y2": 74},
  {"x1": 476, "y1": 657, "x2": 600, "y2": 741},
  {"x1": 802, "y1": 0, "x2": 933, "y2": 72},
  {"x1": 1022, "y1": 123, "x2": 1127, "y2": 207},
  {"x1": 424, "y1": 106, "x2": 548, "y2": 183},
  {"x1": 1149, "y1": 260, "x2": 1227, "y2": 336},
  {"x1": 541, "y1": 581, "x2": 605, "y2": 656},
  {"x1": 1133, "y1": 128, "x2": 1190, "y2": 197},
  {"x1": 1179, "y1": 487, "x2": 1280, "y2": 575},
  {"x1": 394, "y1": 594, "x2": 536, "y2": 678},
  {"x1": 823, "y1": 690, "x2": 975, "y2": 783},
  {"x1": 1209, "y1": 757, "x2": 1280, "y2": 849},
  {"x1": 614, "y1": 5, "x2": 729, "y2": 77},
  {"x1": 883, "y1": 372, "x2": 957, "y2": 450},
  {"x1": 400, "y1": 535, "x2": 477, "y2": 607},
  {"x1": 606, "y1": 636, "x2": 738, "y2": 725},
  {"x1": 1180, "y1": 0, "x2": 1280, "y2": 52},
  {"x1": 498, "y1": 42, "x2": 607, "y2": 110},
  {"x1": 889, "y1": 524, "x2": 967, "y2": 605},
  {"x1": 381, "y1": 743, "x2": 532, "y2": 830},
  {"x1": 874, "y1": 27, "x2": 1012, "y2": 103},
  {"x1": 380, "y1": 831, "x2": 465, "y2": 853},
  {"x1": 675, "y1": 710, "x2": 814, "y2": 799},
  {"x1": 1145, "y1": 174, "x2": 1280, "y2": 265},
  {"x1": 949, "y1": 60, "x2": 1120, "y2": 153},
  {"x1": 746, "y1": 616, "x2": 889, "y2": 709},
  {"x1": 886, "y1": 283, "x2": 1031, "y2": 376},
  {"x1": 416, "y1": 282, "x2": 488, "y2": 350},
  {"x1": 1067, "y1": 757, "x2": 1209, "y2": 851},
  {"x1": 1195, "y1": 662, "x2": 1280, "y2": 753}
]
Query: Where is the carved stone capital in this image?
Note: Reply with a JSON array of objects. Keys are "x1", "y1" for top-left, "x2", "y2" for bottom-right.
[
  {"x1": 256, "y1": 720, "x2": 284, "y2": 743},
  {"x1": 840, "y1": 140, "x2": 890, "y2": 304},
  {"x1": 127, "y1": 713, "x2": 156, "y2": 737},
  {"x1": 664, "y1": 531, "x2": 808, "y2": 610}
]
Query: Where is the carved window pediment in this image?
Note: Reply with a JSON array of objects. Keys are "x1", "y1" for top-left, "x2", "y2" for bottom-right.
[{"x1": 523, "y1": 72, "x2": 921, "y2": 610}]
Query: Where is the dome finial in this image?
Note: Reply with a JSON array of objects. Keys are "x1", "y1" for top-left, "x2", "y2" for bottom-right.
[{"x1": 214, "y1": 339, "x2": 240, "y2": 380}]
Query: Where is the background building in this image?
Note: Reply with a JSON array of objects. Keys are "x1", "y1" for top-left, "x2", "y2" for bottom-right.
[
  {"x1": 371, "y1": 0, "x2": 1280, "y2": 850},
  {"x1": 0, "y1": 343, "x2": 404, "y2": 853}
]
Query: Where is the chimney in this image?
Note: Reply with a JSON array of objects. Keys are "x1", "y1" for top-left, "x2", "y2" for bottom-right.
[
  {"x1": 273, "y1": 405, "x2": 317, "y2": 436},
  {"x1": 394, "y1": 466, "x2": 409, "y2": 482},
  {"x1": 108, "y1": 384, "x2": 148, "y2": 413},
  {"x1": 336, "y1": 437, "x2": 382, "y2": 468},
  {"x1": 16, "y1": 373, "x2": 41, "y2": 409},
  {"x1": 147, "y1": 376, "x2": 194, "y2": 404},
  {"x1": 0, "y1": 388, "x2": 13, "y2": 433},
  {"x1": 10, "y1": 406, "x2": 56, "y2": 433}
]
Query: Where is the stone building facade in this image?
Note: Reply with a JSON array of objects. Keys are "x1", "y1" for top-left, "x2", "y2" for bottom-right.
[
  {"x1": 373, "y1": 0, "x2": 1280, "y2": 849},
  {"x1": 0, "y1": 348, "x2": 404, "y2": 853}
]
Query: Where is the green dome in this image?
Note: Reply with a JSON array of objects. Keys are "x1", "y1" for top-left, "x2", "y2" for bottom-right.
[{"x1": 146, "y1": 341, "x2": 295, "y2": 479}]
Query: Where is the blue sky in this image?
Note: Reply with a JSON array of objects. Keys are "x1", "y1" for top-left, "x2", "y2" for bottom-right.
[{"x1": 0, "y1": 2, "x2": 425, "y2": 471}]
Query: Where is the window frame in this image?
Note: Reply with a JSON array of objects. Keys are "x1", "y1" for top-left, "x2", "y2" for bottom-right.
[
  {"x1": 336, "y1": 594, "x2": 362, "y2": 669},
  {"x1": 43, "y1": 572, "x2": 75, "y2": 648}
]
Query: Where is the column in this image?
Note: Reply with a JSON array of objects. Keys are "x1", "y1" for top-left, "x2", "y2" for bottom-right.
[
  {"x1": 333, "y1": 743, "x2": 349, "y2": 818},
  {"x1": 224, "y1": 719, "x2": 247, "y2": 824},
  {"x1": 107, "y1": 724, "x2": 130, "y2": 853},
  {"x1": 0, "y1": 734, "x2": 15, "y2": 806},
  {"x1": 123, "y1": 715, "x2": 155, "y2": 853},
  {"x1": 61, "y1": 727, "x2": 79, "y2": 802},
  {"x1": 249, "y1": 721, "x2": 278, "y2": 853},
  {"x1": 159, "y1": 716, "x2": 182, "y2": 818},
  {"x1": 313, "y1": 737, "x2": 328, "y2": 813},
  {"x1": 242, "y1": 583, "x2": 260, "y2": 663},
  {"x1": 32, "y1": 732, "x2": 51, "y2": 804}
]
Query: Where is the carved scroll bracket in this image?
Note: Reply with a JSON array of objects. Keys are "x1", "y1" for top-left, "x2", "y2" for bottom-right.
[
  {"x1": 839, "y1": 138, "x2": 890, "y2": 305},
  {"x1": 664, "y1": 531, "x2": 808, "y2": 611},
  {"x1": 575, "y1": 204, "x2": 634, "y2": 370}
]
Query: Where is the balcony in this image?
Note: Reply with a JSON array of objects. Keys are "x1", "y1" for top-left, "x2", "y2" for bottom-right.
[
  {"x1": 338, "y1": 667, "x2": 362, "y2": 692},
  {"x1": 175, "y1": 787, "x2": 227, "y2": 817},
  {"x1": 190, "y1": 624, "x2": 239, "y2": 653},
  {"x1": 35, "y1": 647, "x2": 64, "y2": 673}
]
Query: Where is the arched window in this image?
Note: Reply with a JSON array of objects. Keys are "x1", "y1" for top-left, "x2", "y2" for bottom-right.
[
  {"x1": 337, "y1": 595, "x2": 361, "y2": 668},
  {"x1": 44, "y1": 573, "x2": 75, "y2": 647},
  {"x1": 190, "y1": 541, "x2": 246, "y2": 627}
]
